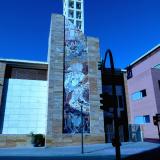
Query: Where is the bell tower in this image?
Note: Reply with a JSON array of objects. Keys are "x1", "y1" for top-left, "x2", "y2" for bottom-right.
[{"x1": 63, "y1": 0, "x2": 84, "y2": 32}]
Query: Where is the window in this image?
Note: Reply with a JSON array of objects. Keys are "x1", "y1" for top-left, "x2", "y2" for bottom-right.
[
  {"x1": 69, "y1": 19, "x2": 74, "y2": 24},
  {"x1": 76, "y1": 2, "x2": 81, "y2": 10},
  {"x1": 132, "y1": 92, "x2": 141, "y2": 100},
  {"x1": 102, "y1": 85, "x2": 112, "y2": 94},
  {"x1": 116, "y1": 85, "x2": 123, "y2": 96},
  {"x1": 127, "y1": 67, "x2": 133, "y2": 79},
  {"x1": 69, "y1": 0, "x2": 74, "y2": 8},
  {"x1": 76, "y1": 11, "x2": 81, "y2": 19},
  {"x1": 131, "y1": 89, "x2": 147, "y2": 101},
  {"x1": 69, "y1": 10, "x2": 74, "y2": 18},
  {"x1": 102, "y1": 85, "x2": 125, "y2": 109},
  {"x1": 144, "y1": 115, "x2": 150, "y2": 123},
  {"x1": 134, "y1": 115, "x2": 150, "y2": 124},
  {"x1": 118, "y1": 96, "x2": 123, "y2": 108},
  {"x1": 141, "y1": 89, "x2": 146, "y2": 97},
  {"x1": 102, "y1": 85, "x2": 123, "y2": 95},
  {"x1": 153, "y1": 64, "x2": 160, "y2": 69},
  {"x1": 158, "y1": 80, "x2": 160, "y2": 90},
  {"x1": 76, "y1": 21, "x2": 82, "y2": 29}
]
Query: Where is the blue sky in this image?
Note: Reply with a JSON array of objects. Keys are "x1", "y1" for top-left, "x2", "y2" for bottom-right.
[{"x1": 0, "y1": 0, "x2": 160, "y2": 68}]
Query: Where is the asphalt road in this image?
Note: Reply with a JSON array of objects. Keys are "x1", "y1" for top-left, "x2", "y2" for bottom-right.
[
  {"x1": 1, "y1": 147, "x2": 160, "y2": 160},
  {"x1": 0, "y1": 142, "x2": 159, "y2": 160},
  {"x1": 0, "y1": 156, "x2": 116, "y2": 160}
]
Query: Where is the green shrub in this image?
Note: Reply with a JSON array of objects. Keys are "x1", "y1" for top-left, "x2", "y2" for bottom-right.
[{"x1": 30, "y1": 133, "x2": 45, "y2": 147}]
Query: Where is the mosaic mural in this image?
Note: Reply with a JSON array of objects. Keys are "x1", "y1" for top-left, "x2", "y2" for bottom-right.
[{"x1": 63, "y1": 19, "x2": 90, "y2": 134}]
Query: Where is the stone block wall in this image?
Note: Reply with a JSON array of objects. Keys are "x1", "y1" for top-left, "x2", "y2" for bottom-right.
[
  {"x1": 0, "y1": 135, "x2": 32, "y2": 148},
  {"x1": 46, "y1": 14, "x2": 105, "y2": 146},
  {"x1": 87, "y1": 37, "x2": 104, "y2": 137},
  {"x1": 11, "y1": 68, "x2": 47, "y2": 80},
  {"x1": 47, "y1": 14, "x2": 64, "y2": 138},
  {"x1": 0, "y1": 14, "x2": 105, "y2": 148}
]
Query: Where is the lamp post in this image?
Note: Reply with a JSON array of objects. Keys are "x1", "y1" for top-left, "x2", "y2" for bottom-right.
[
  {"x1": 102, "y1": 49, "x2": 121, "y2": 160},
  {"x1": 157, "y1": 123, "x2": 160, "y2": 140},
  {"x1": 78, "y1": 99, "x2": 84, "y2": 154}
]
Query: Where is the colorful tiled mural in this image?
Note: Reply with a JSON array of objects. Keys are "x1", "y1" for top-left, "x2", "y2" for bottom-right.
[{"x1": 63, "y1": 19, "x2": 90, "y2": 134}]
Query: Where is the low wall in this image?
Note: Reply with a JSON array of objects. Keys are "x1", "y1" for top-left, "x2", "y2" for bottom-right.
[
  {"x1": 0, "y1": 135, "x2": 32, "y2": 148},
  {"x1": 46, "y1": 134, "x2": 105, "y2": 147},
  {"x1": 0, "y1": 134, "x2": 105, "y2": 148}
]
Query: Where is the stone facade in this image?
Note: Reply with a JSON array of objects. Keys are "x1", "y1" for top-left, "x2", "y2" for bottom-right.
[
  {"x1": 0, "y1": 62, "x2": 6, "y2": 108},
  {"x1": 87, "y1": 37, "x2": 104, "y2": 137},
  {"x1": 47, "y1": 14, "x2": 64, "y2": 138},
  {"x1": 0, "y1": 14, "x2": 104, "y2": 148},
  {"x1": 0, "y1": 135, "x2": 32, "y2": 148},
  {"x1": 11, "y1": 68, "x2": 47, "y2": 80},
  {"x1": 46, "y1": 14, "x2": 104, "y2": 146}
]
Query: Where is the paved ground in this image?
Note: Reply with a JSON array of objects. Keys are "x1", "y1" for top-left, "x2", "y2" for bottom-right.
[{"x1": 0, "y1": 142, "x2": 159, "y2": 160}]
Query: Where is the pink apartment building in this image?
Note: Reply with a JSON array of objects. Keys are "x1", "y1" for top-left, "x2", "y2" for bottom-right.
[{"x1": 126, "y1": 44, "x2": 160, "y2": 139}]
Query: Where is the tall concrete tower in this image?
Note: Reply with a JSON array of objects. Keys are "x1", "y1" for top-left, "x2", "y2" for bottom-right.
[{"x1": 63, "y1": 0, "x2": 84, "y2": 32}]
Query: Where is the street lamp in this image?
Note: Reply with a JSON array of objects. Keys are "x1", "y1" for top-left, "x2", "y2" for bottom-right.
[
  {"x1": 78, "y1": 99, "x2": 84, "y2": 154},
  {"x1": 99, "y1": 49, "x2": 121, "y2": 160}
]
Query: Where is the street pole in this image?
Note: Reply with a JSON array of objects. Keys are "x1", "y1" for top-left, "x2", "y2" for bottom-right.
[
  {"x1": 80, "y1": 100, "x2": 84, "y2": 154},
  {"x1": 103, "y1": 49, "x2": 121, "y2": 160},
  {"x1": 112, "y1": 70, "x2": 121, "y2": 160},
  {"x1": 153, "y1": 114, "x2": 160, "y2": 140}
]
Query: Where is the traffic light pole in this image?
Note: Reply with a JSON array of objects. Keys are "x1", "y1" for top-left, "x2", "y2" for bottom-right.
[
  {"x1": 157, "y1": 122, "x2": 160, "y2": 139},
  {"x1": 153, "y1": 114, "x2": 160, "y2": 139},
  {"x1": 103, "y1": 49, "x2": 121, "y2": 160}
]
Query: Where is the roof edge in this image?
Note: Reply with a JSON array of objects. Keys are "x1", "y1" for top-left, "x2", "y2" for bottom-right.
[
  {"x1": 126, "y1": 44, "x2": 160, "y2": 69},
  {"x1": 0, "y1": 58, "x2": 48, "y2": 65}
]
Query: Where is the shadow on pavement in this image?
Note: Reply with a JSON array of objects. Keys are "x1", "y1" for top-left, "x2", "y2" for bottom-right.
[
  {"x1": 84, "y1": 147, "x2": 108, "y2": 153},
  {"x1": 123, "y1": 146, "x2": 160, "y2": 160}
]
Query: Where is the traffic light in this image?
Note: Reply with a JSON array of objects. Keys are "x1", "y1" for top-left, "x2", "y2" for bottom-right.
[
  {"x1": 153, "y1": 114, "x2": 160, "y2": 126},
  {"x1": 100, "y1": 93, "x2": 118, "y2": 110},
  {"x1": 156, "y1": 114, "x2": 160, "y2": 121},
  {"x1": 98, "y1": 61, "x2": 103, "y2": 70},
  {"x1": 153, "y1": 116, "x2": 158, "y2": 126}
]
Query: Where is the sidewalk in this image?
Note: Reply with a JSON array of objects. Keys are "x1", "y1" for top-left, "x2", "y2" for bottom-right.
[{"x1": 0, "y1": 142, "x2": 159, "y2": 159}]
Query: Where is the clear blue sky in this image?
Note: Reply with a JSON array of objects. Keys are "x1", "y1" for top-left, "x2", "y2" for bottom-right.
[{"x1": 0, "y1": 0, "x2": 160, "y2": 68}]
